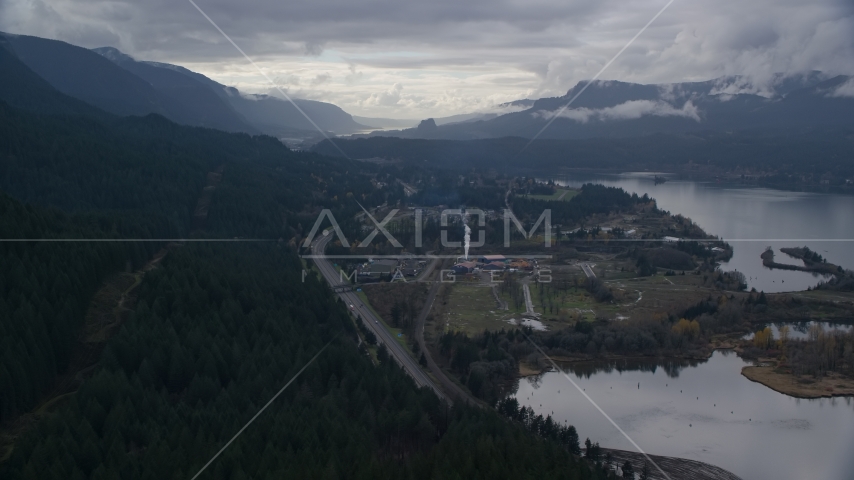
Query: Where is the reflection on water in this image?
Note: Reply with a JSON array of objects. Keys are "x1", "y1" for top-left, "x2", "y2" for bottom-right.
[
  {"x1": 545, "y1": 172, "x2": 854, "y2": 293},
  {"x1": 561, "y1": 357, "x2": 705, "y2": 380},
  {"x1": 513, "y1": 350, "x2": 854, "y2": 480}
]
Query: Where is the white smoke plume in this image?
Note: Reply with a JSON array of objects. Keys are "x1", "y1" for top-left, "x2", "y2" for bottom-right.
[{"x1": 464, "y1": 224, "x2": 471, "y2": 260}]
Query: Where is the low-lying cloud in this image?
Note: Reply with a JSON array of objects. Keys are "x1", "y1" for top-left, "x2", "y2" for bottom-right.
[
  {"x1": 710, "y1": 76, "x2": 776, "y2": 98},
  {"x1": 536, "y1": 100, "x2": 701, "y2": 123},
  {"x1": 829, "y1": 77, "x2": 854, "y2": 98},
  {"x1": 1, "y1": 0, "x2": 851, "y2": 117}
]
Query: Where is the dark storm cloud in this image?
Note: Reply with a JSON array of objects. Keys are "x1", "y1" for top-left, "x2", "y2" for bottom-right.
[{"x1": 2, "y1": 0, "x2": 852, "y2": 116}]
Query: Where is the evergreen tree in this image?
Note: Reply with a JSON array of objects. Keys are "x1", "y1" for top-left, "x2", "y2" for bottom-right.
[
  {"x1": 639, "y1": 461, "x2": 651, "y2": 480},
  {"x1": 622, "y1": 460, "x2": 635, "y2": 478}
]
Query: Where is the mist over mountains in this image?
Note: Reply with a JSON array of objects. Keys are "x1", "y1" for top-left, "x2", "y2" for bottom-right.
[
  {"x1": 356, "y1": 74, "x2": 854, "y2": 140},
  {"x1": 2, "y1": 31, "x2": 853, "y2": 148}
]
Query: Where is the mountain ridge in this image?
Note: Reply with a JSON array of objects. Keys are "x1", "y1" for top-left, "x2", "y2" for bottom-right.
[
  {"x1": 0, "y1": 32, "x2": 373, "y2": 139},
  {"x1": 3, "y1": 32, "x2": 853, "y2": 144},
  {"x1": 0, "y1": 37, "x2": 108, "y2": 118},
  {"x1": 1, "y1": 33, "x2": 171, "y2": 118},
  {"x1": 354, "y1": 73, "x2": 854, "y2": 141},
  {"x1": 91, "y1": 46, "x2": 259, "y2": 134}
]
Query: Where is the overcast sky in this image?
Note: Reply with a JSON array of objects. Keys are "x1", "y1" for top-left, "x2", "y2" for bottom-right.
[{"x1": 2, "y1": 0, "x2": 852, "y2": 118}]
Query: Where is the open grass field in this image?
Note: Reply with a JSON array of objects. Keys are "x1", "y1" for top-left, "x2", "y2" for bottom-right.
[
  {"x1": 789, "y1": 288, "x2": 854, "y2": 305},
  {"x1": 441, "y1": 284, "x2": 517, "y2": 335},
  {"x1": 603, "y1": 271, "x2": 713, "y2": 319},
  {"x1": 525, "y1": 188, "x2": 580, "y2": 202},
  {"x1": 496, "y1": 288, "x2": 526, "y2": 315},
  {"x1": 533, "y1": 259, "x2": 715, "y2": 322},
  {"x1": 536, "y1": 288, "x2": 604, "y2": 320}
]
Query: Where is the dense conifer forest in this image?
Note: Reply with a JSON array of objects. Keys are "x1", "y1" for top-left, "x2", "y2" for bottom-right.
[
  {"x1": 312, "y1": 131, "x2": 854, "y2": 182},
  {"x1": 0, "y1": 100, "x2": 611, "y2": 479}
]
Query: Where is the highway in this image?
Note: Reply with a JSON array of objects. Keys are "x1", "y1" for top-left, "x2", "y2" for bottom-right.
[
  {"x1": 398, "y1": 180, "x2": 418, "y2": 197},
  {"x1": 580, "y1": 263, "x2": 597, "y2": 279},
  {"x1": 310, "y1": 232, "x2": 445, "y2": 401}
]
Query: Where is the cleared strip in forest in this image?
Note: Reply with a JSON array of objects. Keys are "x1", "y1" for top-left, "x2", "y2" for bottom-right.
[
  {"x1": 0, "y1": 166, "x2": 223, "y2": 463},
  {"x1": 0, "y1": 249, "x2": 166, "y2": 463}
]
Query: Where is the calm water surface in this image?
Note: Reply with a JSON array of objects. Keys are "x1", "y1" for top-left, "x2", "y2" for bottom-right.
[
  {"x1": 528, "y1": 174, "x2": 854, "y2": 479},
  {"x1": 513, "y1": 350, "x2": 854, "y2": 480},
  {"x1": 548, "y1": 173, "x2": 854, "y2": 293}
]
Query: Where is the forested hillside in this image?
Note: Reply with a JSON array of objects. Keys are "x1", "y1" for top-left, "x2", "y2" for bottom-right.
[
  {"x1": 3, "y1": 243, "x2": 609, "y2": 479},
  {"x1": 0, "y1": 40, "x2": 104, "y2": 117},
  {"x1": 0, "y1": 97, "x2": 610, "y2": 478},
  {"x1": 511, "y1": 184, "x2": 648, "y2": 227},
  {"x1": 0, "y1": 194, "x2": 170, "y2": 422},
  {"x1": 313, "y1": 131, "x2": 854, "y2": 182},
  {"x1": 0, "y1": 98, "x2": 392, "y2": 425}
]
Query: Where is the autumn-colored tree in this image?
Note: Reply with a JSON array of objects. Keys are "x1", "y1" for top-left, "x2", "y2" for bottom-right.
[
  {"x1": 672, "y1": 319, "x2": 701, "y2": 340},
  {"x1": 778, "y1": 325, "x2": 790, "y2": 348},
  {"x1": 753, "y1": 327, "x2": 774, "y2": 349}
]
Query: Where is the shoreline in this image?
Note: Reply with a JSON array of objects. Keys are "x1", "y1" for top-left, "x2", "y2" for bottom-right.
[
  {"x1": 741, "y1": 365, "x2": 854, "y2": 399},
  {"x1": 547, "y1": 167, "x2": 854, "y2": 196},
  {"x1": 759, "y1": 248, "x2": 840, "y2": 275},
  {"x1": 602, "y1": 448, "x2": 743, "y2": 480},
  {"x1": 519, "y1": 346, "x2": 854, "y2": 400},
  {"x1": 517, "y1": 349, "x2": 722, "y2": 378}
]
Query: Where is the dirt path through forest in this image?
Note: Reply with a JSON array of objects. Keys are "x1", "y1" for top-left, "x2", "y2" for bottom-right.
[{"x1": 0, "y1": 166, "x2": 224, "y2": 463}]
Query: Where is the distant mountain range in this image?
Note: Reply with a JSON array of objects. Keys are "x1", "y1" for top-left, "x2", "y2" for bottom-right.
[
  {"x1": 356, "y1": 74, "x2": 854, "y2": 140},
  {"x1": 0, "y1": 32, "x2": 370, "y2": 139},
  {"x1": 2, "y1": 31, "x2": 852, "y2": 145},
  {"x1": 353, "y1": 111, "x2": 504, "y2": 130}
]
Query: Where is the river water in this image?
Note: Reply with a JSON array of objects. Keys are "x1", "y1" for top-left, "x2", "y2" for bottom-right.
[
  {"x1": 546, "y1": 172, "x2": 854, "y2": 293},
  {"x1": 513, "y1": 350, "x2": 854, "y2": 480},
  {"x1": 523, "y1": 174, "x2": 854, "y2": 479}
]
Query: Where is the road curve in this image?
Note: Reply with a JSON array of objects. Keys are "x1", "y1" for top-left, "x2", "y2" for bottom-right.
[{"x1": 310, "y1": 233, "x2": 446, "y2": 401}]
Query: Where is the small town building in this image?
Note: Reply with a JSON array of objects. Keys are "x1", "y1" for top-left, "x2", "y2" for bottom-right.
[
  {"x1": 451, "y1": 261, "x2": 477, "y2": 274},
  {"x1": 360, "y1": 263, "x2": 394, "y2": 276},
  {"x1": 481, "y1": 262, "x2": 505, "y2": 271}
]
